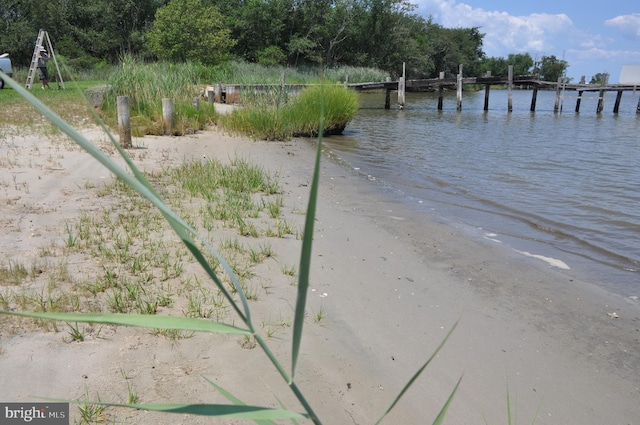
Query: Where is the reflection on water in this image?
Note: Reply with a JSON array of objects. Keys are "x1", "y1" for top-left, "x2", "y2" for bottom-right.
[{"x1": 325, "y1": 89, "x2": 640, "y2": 294}]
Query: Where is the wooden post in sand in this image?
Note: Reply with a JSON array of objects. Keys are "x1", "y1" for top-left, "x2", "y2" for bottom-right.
[
  {"x1": 116, "y1": 96, "x2": 132, "y2": 148},
  {"x1": 162, "y1": 98, "x2": 173, "y2": 135}
]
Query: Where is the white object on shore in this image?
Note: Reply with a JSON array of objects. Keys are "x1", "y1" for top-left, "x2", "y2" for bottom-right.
[{"x1": 514, "y1": 249, "x2": 570, "y2": 270}]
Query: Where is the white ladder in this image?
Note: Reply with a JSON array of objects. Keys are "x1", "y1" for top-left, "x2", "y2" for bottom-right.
[{"x1": 25, "y1": 29, "x2": 65, "y2": 89}]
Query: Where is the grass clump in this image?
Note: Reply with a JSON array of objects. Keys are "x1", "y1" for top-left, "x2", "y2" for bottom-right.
[
  {"x1": 0, "y1": 261, "x2": 29, "y2": 286},
  {"x1": 220, "y1": 84, "x2": 359, "y2": 140}
]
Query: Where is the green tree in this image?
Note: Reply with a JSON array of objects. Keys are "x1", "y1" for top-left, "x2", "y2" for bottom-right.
[
  {"x1": 421, "y1": 23, "x2": 485, "y2": 78},
  {"x1": 589, "y1": 72, "x2": 608, "y2": 84},
  {"x1": 507, "y1": 53, "x2": 534, "y2": 75},
  {"x1": 533, "y1": 55, "x2": 568, "y2": 82},
  {"x1": 479, "y1": 56, "x2": 509, "y2": 76},
  {"x1": 0, "y1": 0, "x2": 164, "y2": 68},
  {"x1": 146, "y1": 0, "x2": 235, "y2": 65},
  {"x1": 228, "y1": 0, "x2": 292, "y2": 63},
  {"x1": 479, "y1": 53, "x2": 533, "y2": 77},
  {"x1": 257, "y1": 45, "x2": 286, "y2": 66}
]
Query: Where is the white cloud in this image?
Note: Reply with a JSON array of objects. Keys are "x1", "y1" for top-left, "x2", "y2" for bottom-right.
[
  {"x1": 415, "y1": 0, "x2": 575, "y2": 57},
  {"x1": 605, "y1": 13, "x2": 640, "y2": 39},
  {"x1": 568, "y1": 47, "x2": 640, "y2": 62}
]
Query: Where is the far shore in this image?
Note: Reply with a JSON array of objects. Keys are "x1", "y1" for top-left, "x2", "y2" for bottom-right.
[{"x1": 0, "y1": 122, "x2": 638, "y2": 424}]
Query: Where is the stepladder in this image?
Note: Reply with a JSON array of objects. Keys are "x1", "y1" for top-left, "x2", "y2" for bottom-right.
[{"x1": 26, "y1": 29, "x2": 65, "y2": 89}]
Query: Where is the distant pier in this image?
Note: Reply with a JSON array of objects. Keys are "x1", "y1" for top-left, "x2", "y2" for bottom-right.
[
  {"x1": 349, "y1": 66, "x2": 640, "y2": 114},
  {"x1": 208, "y1": 66, "x2": 640, "y2": 114}
]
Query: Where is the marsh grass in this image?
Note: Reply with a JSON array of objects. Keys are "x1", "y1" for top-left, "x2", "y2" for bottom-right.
[
  {"x1": 220, "y1": 84, "x2": 359, "y2": 140},
  {"x1": 212, "y1": 61, "x2": 389, "y2": 85}
]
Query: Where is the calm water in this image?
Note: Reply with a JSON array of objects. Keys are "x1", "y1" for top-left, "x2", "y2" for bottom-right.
[{"x1": 324, "y1": 89, "x2": 640, "y2": 296}]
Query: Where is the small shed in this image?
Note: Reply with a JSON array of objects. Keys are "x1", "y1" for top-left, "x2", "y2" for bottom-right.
[{"x1": 619, "y1": 65, "x2": 640, "y2": 84}]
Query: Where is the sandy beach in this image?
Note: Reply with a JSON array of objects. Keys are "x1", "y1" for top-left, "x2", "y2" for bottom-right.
[{"x1": 1, "y1": 117, "x2": 639, "y2": 424}]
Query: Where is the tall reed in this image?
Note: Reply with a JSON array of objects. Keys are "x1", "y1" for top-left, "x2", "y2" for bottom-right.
[{"x1": 210, "y1": 61, "x2": 390, "y2": 85}]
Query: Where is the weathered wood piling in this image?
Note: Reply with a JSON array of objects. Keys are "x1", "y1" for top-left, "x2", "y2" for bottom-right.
[{"x1": 116, "y1": 95, "x2": 132, "y2": 148}]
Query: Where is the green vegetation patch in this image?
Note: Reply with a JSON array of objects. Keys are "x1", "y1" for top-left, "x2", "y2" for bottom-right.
[{"x1": 220, "y1": 84, "x2": 359, "y2": 140}]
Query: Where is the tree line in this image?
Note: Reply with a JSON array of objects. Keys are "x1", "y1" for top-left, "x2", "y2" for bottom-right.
[{"x1": 1, "y1": 0, "x2": 569, "y2": 81}]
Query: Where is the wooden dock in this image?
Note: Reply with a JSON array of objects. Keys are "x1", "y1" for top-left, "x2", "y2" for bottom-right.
[
  {"x1": 207, "y1": 66, "x2": 640, "y2": 114},
  {"x1": 349, "y1": 66, "x2": 640, "y2": 114}
]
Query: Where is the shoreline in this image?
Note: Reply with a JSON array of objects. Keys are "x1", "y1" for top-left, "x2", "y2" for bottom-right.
[{"x1": 0, "y1": 126, "x2": 638, "y2": 424}]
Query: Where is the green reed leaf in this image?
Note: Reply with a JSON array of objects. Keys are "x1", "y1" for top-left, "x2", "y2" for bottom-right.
[
  {"x1": 72, "y1": 401, "x2": 306, "y2": 420},
  {"x1": 204, "y1": 376, "x2": 278, "y2": 425},
  {"x1": 291, "y1": 90, "x2": 325, "y2": 381},
  {"x1": 1, "y1": 311, "x2": 250, "y2": 335},
  {"x1": 374, "y1": 320, "x2": 460, "y2": 425},
  {"x1": 432, "y1": 375, "x2": 463, "y2": 425}
]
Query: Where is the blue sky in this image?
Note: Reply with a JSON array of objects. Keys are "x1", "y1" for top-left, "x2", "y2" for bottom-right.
[{"x1": 414, "y1": 0, "x2": 640, "y2": 83}]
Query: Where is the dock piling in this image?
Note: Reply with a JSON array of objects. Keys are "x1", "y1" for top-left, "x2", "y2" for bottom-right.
[
  {"x1": 438, "y1": 72, "x2": 444, "y2": 110},
  {"x1": 613, "y1": 90, "x2": 623, "y2": 114},
  {"x1": 575, "y1": 90, "x2": 583, "y2": 113},
  {"x1": 597, "y1": 73, "x2": 609, "y2": 113},
  {"x1": 456, "y1": 64, "x2": 463, "y2": 111},
  {"x1": 530, "y1": 87, "x2": 538, "y2": 112},
  {"x1": 507, "y1": 65, "x2": 513, "y2": 112},
  {"x1": 484, "y1": 83, "x2": 490, "y2": 111},
  {"x1": 398, "y1": 62, "x2": 406, "y2": 108}
]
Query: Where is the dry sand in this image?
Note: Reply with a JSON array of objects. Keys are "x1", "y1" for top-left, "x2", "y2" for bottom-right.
[{"x1": 0, "y1": 117, "x2": 639, "y2": 424}]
